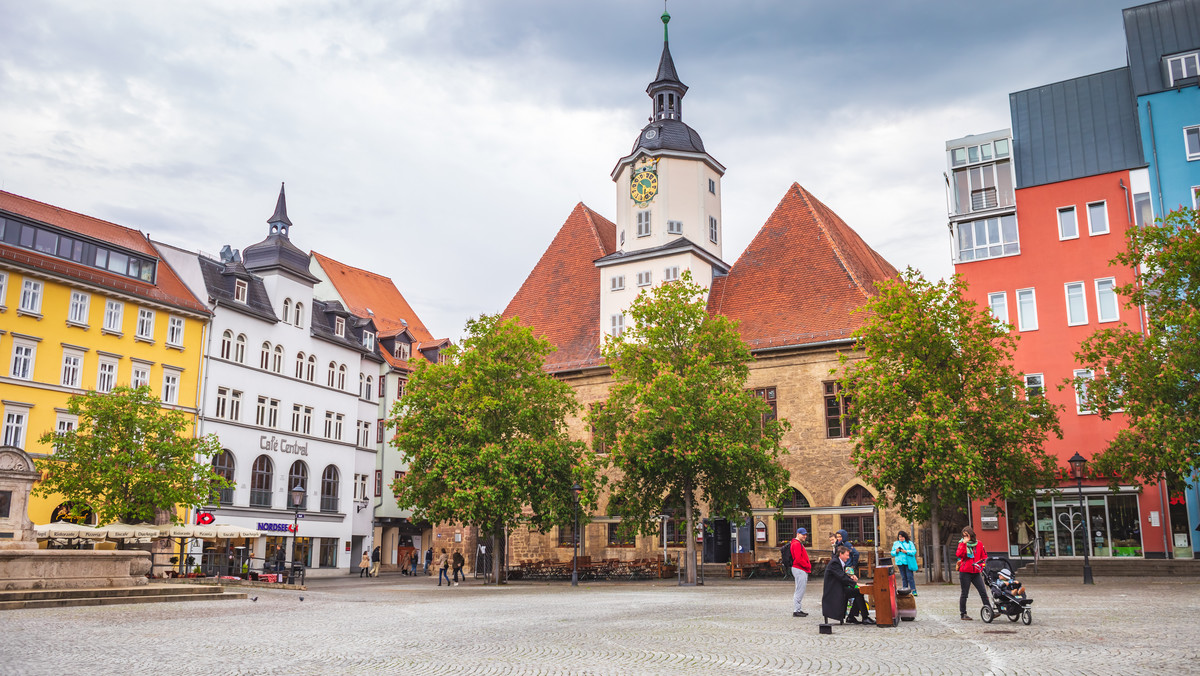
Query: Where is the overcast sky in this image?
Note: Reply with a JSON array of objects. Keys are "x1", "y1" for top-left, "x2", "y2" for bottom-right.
[{"x1": 0, "y1": 1, "x2": 1138, "y2": 339}]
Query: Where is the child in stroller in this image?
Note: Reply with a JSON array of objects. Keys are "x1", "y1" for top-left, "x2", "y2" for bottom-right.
[{"x1": 981, "y1": 555, "x2": 1033, "y2": 625}]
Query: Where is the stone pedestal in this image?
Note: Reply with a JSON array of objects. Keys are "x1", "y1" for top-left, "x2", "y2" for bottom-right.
[{"x1": 0, "y1": 447, "x2": 40, "y2": 550}]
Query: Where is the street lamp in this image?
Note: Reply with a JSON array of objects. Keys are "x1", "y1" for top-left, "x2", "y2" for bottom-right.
[
  {"x1": 1067, "y1": 453, "x2": 1094, "y2": 585},
  {"x1": 571, "y1": 483, "x2": 582, "y2": 587},
  {"x1": 290, "y1": 484, "x2": 305, "y2": 583}
]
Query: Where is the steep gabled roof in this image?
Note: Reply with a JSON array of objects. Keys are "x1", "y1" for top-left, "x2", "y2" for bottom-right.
[
  {"x1": 311, "y1": 251, "x2": 435, "y2": 343},
  {"x1": 502, "y1": 203, "x2": 616, "y2": 371},
  {"x1": 707, "y1": 183, "x2": 898, "y2": 350}
]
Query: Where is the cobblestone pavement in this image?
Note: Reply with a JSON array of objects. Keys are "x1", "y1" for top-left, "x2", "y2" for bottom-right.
[{"x1": 3, "y1": 575, "x2": 1198, "y2": 675}]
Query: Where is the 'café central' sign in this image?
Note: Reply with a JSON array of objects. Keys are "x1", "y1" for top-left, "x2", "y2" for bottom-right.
[{"x1": 260, "y1": 435, "x2": 308, "y2": 456}]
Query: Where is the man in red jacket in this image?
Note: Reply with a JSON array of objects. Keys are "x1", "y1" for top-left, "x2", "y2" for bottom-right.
[{"x1": 789, "y1": 527, "x2": 812, "y2": 617}]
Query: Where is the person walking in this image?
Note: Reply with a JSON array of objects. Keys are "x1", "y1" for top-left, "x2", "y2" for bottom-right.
[
  {"x1": 424, "y1": 546, "x2": 433, "y2": 575},
  {"x1": 437, "y1": 548, "x2": 450, "y2": 586},
  {"x1": 890, "y1": 530, "x2": 918, "y2": 596},
  {"x1": 787, "y1": 527, "x2": 812, "y2": 617},
  {"x1": 409, "y1": 550, "x2": 419, "y2": 576},
  {"x1": 370, "y1": 545, "x2": 381, "y2": 578},
  {"x1": 956, "y1": 526, "x2": 991, "y2": 621},
  {"x1": 359, "y1": 549, "x2": 371, "y2": 578},
  {"x1": 451, "y1": 550, "x2": 465, "y2": 586},
  {"x1": 821, "y1": 545, "x2": 856, "y2": 624}
]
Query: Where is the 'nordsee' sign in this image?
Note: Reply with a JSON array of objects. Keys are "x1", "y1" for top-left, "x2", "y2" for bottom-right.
[{"x1": 260, "y1": 435, "x2": 308, "y2": 456}]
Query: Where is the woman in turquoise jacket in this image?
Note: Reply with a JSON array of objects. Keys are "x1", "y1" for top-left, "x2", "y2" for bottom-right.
[{"x1": 890, "y1": 531, "x2": 918, "y2": 595}]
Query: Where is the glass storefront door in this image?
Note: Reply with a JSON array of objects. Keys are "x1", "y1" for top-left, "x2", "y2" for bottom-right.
[
  {"x1": 1053, "y1": 502, "x2": 1086, "y2": 557},
  {"x1": 1022, "y1": 492, "x2": 1143, "y2": 557}
]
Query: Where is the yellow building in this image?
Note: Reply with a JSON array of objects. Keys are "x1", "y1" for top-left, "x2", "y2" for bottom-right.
[{"x1": 0, "y1": 190, "x2": 210, "y2": 524}]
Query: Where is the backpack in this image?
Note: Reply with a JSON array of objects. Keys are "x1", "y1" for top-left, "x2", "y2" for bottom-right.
[{"x1": 780, "y1": 540, "x2": 794, "y2": 569}]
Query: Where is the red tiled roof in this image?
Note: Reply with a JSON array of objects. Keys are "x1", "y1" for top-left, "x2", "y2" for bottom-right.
[
  {"x1": 502, "y1": 203, "x2": 616, "y2": 371},
  {"x1": 0, "y1": 190, "x2": 208, "y2": 315},
  {"x1": 311, "y1": 251, "x2": 435, "y2": 343},
  {"x1": 707, "y1": 183, "x2": 898, "y2": 348}
]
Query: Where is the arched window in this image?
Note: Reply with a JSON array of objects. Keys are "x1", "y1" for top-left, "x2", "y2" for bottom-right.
[
  {"x1": 294, "y1": 302, "x2": 304, "y2": 327},
  {"x1": 272, "y1": 345, "x2": 284, "y2": 373},
  {"x1": 260, "y1": 342, "x2": 272, "y2": 370},
  {"x1": 780, "y1": 488, "x2": 810, "y2": 509},
  {"x1": 359, "y1": 373, "x2": 365, "y2": 398},
  {"x1": 840, "y1": 484, "x2": 876, "y2": 546},
  {"x1": 306, "y1": 355, "x2": 316, "y2": 381},
  {"x1": 365, "y1": 375, "x2": 373, "y2": 400},
  {"x1": 220, "y1": 330, "x2": 233, "y2": 360},
  {"x1": 282, "y1": 298, "x2": 292, "y2": 323},
  {"x1": 775, "y1": 488, "x2": 812, "y2": 543},
  {"x1": 250, "y1": 455, "x2": 273, "y2": 507},
  {"x1": 327, "y1": 361, "x2": 337, "y2": 387},
  {"x1": 295, "y1": 352, "x2": 306, "y2": 379},
  {"x1": 212, "y1": 450, "x2": 235, "y2": 505},
  {"x1": 320, "y1": 465, "x2": 339, "y2": 512},
  {"x1": 337, "y1": 364, "x2": 347, "y2": 390},
  {"x1": 288, "y1": 461, "x2": 309, "y2": 510},
  {"x1": 234, "y1": 334, "x2": 247, "y2": 363}
]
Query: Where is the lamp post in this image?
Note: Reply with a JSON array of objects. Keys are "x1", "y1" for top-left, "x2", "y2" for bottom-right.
[
  {"x1": 1067, "y1": 453, "x2": 1094, "y2": 585},
  {"x1": 289, "y1": 484, "x2": 304, "y2": 583},
  {"x1": 571, "y1": 483, "x2": 582, "y2": 587}
]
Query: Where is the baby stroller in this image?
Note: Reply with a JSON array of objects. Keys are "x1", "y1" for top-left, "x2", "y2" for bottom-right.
[{"x1": 980, "y1": 555, "x2": 1033, "y2": 625}]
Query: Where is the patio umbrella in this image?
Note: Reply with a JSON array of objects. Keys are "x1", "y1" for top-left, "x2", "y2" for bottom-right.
[
  {"x1": 98, "y1": 522, "x2": 161, "y2": 540},
  {"x1": 36, "y1": 521, "x2": 101, "y2": 539},
  {"x1": 214, "y1": 524, "x2": 264, "y2": 539}
]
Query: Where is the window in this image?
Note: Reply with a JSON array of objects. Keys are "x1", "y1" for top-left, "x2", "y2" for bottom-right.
[
  {"x1": 397, "y1": 379, "x2": 406, "y2": 399},
  {"x1": 272, "y1": 345, "x2": 284, "y2": 373},
  {"x1": 1074, "y1": 369, "x2": 1094, "y2": 414},
  {"x1": 161, "y1": 369, "x2": 180, "y2": 404},
  {"x1": 250, "y1": 455, "x2": 273, "y2": 508},
  {"x1": 956, "y1": 215, "x2": 1019, "y2": 261},
  {"x1": 220, "y1": 331, "x2": 233, "y2": 360},
  {"x1": 775, "y1": 489, "x2": 811, "y2": 544},
  {"x1": 324, "y1": 411, "x2": 335, "y2": 438},
  {"x1": 667, "y1": 220, "x2": 683, "y2": 235},
  {"x1": 1194, "y1": 186, "x2": 1200, "y2": 209},
  {"x1": 1024, "y1": 373, "x2": 1044, "y2": 399},
  {"x1": 319, "y1": 538, "x2": 337, "y2": 567},
  {"x1": 131, "y1": 363, "x2": 150, "y2": 388},
  {"x1": 234, "y1": 279, "x2": 248, "y2": 303},
  {"x1": 708, "y1": 178, "x2": 716, "y2": 194},
  {"x1": 376, "y1": 419, "x2": 384, "y2": 444},
  {"x1": 2, "y1": 407, "x2": 28, "y2": 448},
  {"x1": 99, "y1": 300, "x2": 122, "y2": 333},
  {"x1": 395, "y1": 342, "x2": 411, "y2": 360},
  {"x1": 611, "y1": 275, "x2": 625, "y2": 291},
  {"x1": 288, "y1": 461, "x2": 309, "y2": 510},
  {"x1": 293, "y1": 302, "x2": 304, "y2": 327},
  {"x1": 337, "y1": 364, "x2": 347, "y2": 390},
  {"x1": 306, "y1": 355, "x2": 316, "y2": 381},
  {"x1": 752, "y1": 387, "x2": 778, "y2": 428},
  {"x1": 136, "y1": 308, "x2": 155, "y2": 340},
  {"x1": 282, "y1": 299, "x2": 292, "y2": 323},
  {"x1": 334, "y1": 413, "x2": 343, "y2": 440},
  {"x1": 9, "y1": 342, "x2": 35, "y2": 380},
  {"x1": 327, "y1": 362, "x2": 337, "y2": 387},
  {"x1": 610, "y1": 314, "x2": 625, "y2": 338},
  {"x1": 636, "y1": 210, "x2": 651, "y2": 237},
  {"x1": 1095, "y1": 278, "x2": 1119, "y2": 323},
  {"x1": 637, "y1": 271, "x2": 652, "y2": 287},
  {"x1": 664, "y1": 266, "x2": 679, "y2": 282},
  {"x1": 68, "y1": 291, "x2": 90, "y2": 325},
  {"x1": 840, "y1": 486, "x2": 877, "y2": 546},
  {"x1": 354, "y1": 473, "x2": 368, "y2": 501},
  {"x1": 1135, "y1": 192, "x2": 1154, "y2": 226},
  {"x1": 292, "y1": 405, "x2": 312, "y2": 434},
  {"x1": 334, "y1": 317, "x2": 345, "y2": 337},
  {"x1": 1187, "y1": 126, "x2": 1200, "y2": 161},
  {"x1": 558, "y1": 523, "x2": 577, "y2": 548},
  {"x1": 1065, "y1": 282, "x2": 1088, "y2": 326},
  {"x1": 256, "y1": 396, "x2": 269, "y2": 426},
  {"x1": 260, "y1": 342, "x2": 272, "y2": 369},
  {"x1": 619, "y1": 230, "x2": 625, "y2": 247},
  {"x1": 968, "y1": 164, "x2": 998, "y2": 210},
  {"x1": 1016, "y1": 288, "x2": 1038, "y2": 331},
  {"x1": 363, "y1": 375, "x2": 373, "y2": 400},
  {"x1": 166, "y1": 316, "x2": 184, "y2": 346},
  {"x1": 0, "y1": 272, "x2": 6, "y2": 307},
  {"x1": 950, "y1": 139, "x2": 1009, "y2": 167},
  {"x1": 19, "y1": 279, "x2": 42, "y2": 314},
  {"x1": 607, "y1": 522, "x2": 636, "y2": 547},
  {"x1": 219, "y1": 389, "x2": 241, "y2": 421},
  {"x1": 215, "y1": 387, "x2": 230, "y2": 419},
  {"x1": 363, "y1": 331, "x2": 375, "y2": 352},
  {"x1": 295, "y1": 353, "x2": 306, "y2": 379},
  {"x1": 987, "y1": 292, "x2": 1009, "y2": 326},
  {"x1": 823, "y1": 381, "x2": 854, "y2": 438},
  {"x1": 96, "y1": 359, "x2": 116, "y2": 393},
  {"x1": 61, "y1": 350, "x2": 83, "y2": 388},
  {"x1": 321, "y1": 465, "x2": 339, "y2": 512},
  {"x1": 708, "y1": 216, "x2": 718, "y2": 243},
  {"x1": 55, "y1": 413, "x2": 77, "y2": 437},
  {"x1": 374, "y1": 469, "x2": 383, "y2": 497},
  {"x1": 1168, "y1": 52, "x2": 1200, "y2": 86},
  {"x1": 228, "y1": 333, "x2": 242, "y2": 363},
  {"x1": 212, "y1": 451, "x2": 235, "y2": 505},
  {"x1": 358, "y1": 421, "x2": 370, "y2": 448},
  {"x1": 255, "y1": 397, "x2": 279, "y2": 428},
  {"x1": 1087, "y1": 201, "x2": 1108, "y2": 235},
  {"x1": 1057, "y1": 206, "x2": 1078, "y2": 239}
]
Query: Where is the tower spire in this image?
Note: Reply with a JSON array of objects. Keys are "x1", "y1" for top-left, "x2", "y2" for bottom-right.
[
  {"x1": 662, "y1": 3, "x2": 670, "y2": 42},
  {"x1": 647, "y1": 8, "x2": 686, "y2": 122},
  {"x1": 267, "y1": 182, "x2": 292, "y2": 236}
]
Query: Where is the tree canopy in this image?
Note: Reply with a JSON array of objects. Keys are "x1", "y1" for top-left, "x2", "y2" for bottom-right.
[
  {"x1": 1074, "y1": 206, "x2": 1200, "y2": 487},
  {"x1": 592, "y1": 272, "x2": 790, "y2": 584},
  {"x1": 388, "y1": 314, "x2": 598, "y2": 583},
  {"x1": 33, "y1": 386, "x2": 229, "y2": 526},
  {"x1": 839, "y1": 268, "x2": 1061, "y2": 581}
]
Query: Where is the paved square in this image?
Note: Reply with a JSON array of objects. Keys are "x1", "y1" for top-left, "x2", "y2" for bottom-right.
[{"x1": 2, "y1": 575, "x2": 1197, "y2": 675}]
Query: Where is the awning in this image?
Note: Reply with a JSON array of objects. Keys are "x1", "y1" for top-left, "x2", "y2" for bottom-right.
[
  {"x1": 97, "y1": 522, "x2": 161, "y2": 540},
  {"x1": 35, "y1": 521, "x2": 102, "y2": 539}
]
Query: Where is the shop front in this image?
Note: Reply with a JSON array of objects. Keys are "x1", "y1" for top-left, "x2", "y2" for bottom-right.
[{"x1": 1005, "y1": 489, "x2": 1143, "y2": 558}]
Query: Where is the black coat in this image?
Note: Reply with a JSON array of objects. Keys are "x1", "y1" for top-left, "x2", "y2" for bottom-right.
[{"x1": 822, "y1": 556, "x2": 852, "y2": 621}]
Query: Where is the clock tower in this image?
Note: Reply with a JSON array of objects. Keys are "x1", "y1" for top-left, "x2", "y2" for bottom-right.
[{"x1": 598, "y1": 9, "x2": 729, "y2": 339}]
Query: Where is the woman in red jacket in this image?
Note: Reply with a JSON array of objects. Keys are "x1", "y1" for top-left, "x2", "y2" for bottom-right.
[{"x1": 956, "y1": 526, "x2": 991, "y2": 621}]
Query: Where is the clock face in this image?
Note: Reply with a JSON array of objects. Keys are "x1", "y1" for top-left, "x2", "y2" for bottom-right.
[{"x1": 630, "y1": 169, "x2": 658, "y2": 203}]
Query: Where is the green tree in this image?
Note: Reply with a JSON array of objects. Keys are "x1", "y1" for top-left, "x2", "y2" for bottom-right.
[
  {"x1": 839, "y1": 269, "x2": 1061, "y2": 583},
  {"x1": 34, "y1": 386, "x2": 229, "y2": 527},
  {"x1": 1074, "y1": 206, "x2": 1199, "y2": 487},
  {"x1": 592, "y1": 272, "x2": 790, "y2": 584},
  {"x1": 388, "y1": 314, "x2": 598, "y2": 584}
]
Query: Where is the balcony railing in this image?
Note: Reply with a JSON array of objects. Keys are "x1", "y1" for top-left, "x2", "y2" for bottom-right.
[
  {"x1": 320, "y1": 495, "x2": 339, "y2": 513},
  {"x1": 250, "y1": 489, "x2": 272, "y2": 508}
]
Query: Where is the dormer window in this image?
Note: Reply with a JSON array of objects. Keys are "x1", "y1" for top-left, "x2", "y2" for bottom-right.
[
  {"x1": 234, "y1": 280, "x2": 248, "y2": 303},
  {"x1": 395, "y1": 342, "x2": 411, "y2": 360},
  {"x1": 1167, "y1": 52, "x2": 1199, "y2": 86},
  {"x1": 334, "y1": 317, "x2": 345, "y2": 337},
  {"x1": 363, "y1": 331, "x2": 375, "y2": 352}
]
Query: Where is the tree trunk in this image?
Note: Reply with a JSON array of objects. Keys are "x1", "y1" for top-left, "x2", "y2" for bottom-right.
[
  {"x1": 929, "y1": 491, "x2": 943, "y2": 584},
  {"x1": 683, "y1": 482, "x2": 697, "y2": 584},
  {"x1": 492, "y1": 525, "x2": 506, "y2": 585}
]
